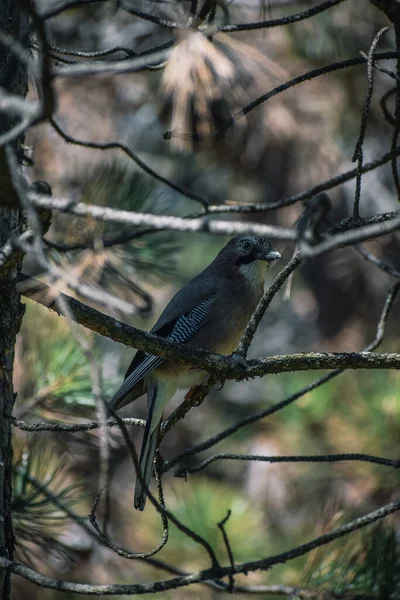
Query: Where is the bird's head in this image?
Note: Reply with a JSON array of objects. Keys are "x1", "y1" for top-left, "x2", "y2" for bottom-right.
[{"x1": 215, "y1": 235, "x2": 281, "y2": 284}]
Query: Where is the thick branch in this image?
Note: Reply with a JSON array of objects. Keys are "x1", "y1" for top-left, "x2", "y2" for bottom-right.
[
  {"x1": 19, "y1": 277, "x2": 400, "y2": 378},
  {"x1": 246, "y1": 351, "x2": 400, "y2": 375},
  {"x1": 12, "y1": 416, "x2": 145, "y2": 432}
]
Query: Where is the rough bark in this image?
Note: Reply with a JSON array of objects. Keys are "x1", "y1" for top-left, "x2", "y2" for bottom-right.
[{"x1": 0, "y1": 1, "x2": 28, "y2": 598}]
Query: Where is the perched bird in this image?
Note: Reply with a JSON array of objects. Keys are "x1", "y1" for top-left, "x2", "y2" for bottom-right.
[{"x1": 109, "y1": 235, "x2": 281, "y2": 510}]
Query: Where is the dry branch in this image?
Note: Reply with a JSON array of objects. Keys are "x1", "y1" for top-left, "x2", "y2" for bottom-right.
[
  {"x1": 19, "y1": 276, "x2": 400, "y2": 378},
  {"x1": 1, "y1": 500, "x2": 398, "y2": 595}
]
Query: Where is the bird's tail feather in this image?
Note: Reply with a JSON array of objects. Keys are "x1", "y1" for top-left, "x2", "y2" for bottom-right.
[
  {"x1": 134, "y1": 420, "x2": 161, "y2": 511},
  {"x1": 134, "y1": 380, "x2": 163, "y2": 511}
]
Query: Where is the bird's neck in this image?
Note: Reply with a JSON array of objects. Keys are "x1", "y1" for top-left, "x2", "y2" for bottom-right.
[
  {"x1": 207, "y1": 254, "x2": 268, "y2": 298},
  {"x1": 238, "y1": 260, "x2": 268, "y2": 295}
]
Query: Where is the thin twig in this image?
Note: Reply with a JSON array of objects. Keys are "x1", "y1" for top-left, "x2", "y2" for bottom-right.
[
  {"x1": 54, "y1": 47, "x2": 171, "y2": 77},
  {"x1": 1, "y1": 500, "x2": 399, "y2": 594},
  {"x1": 301, "y1": 214, "x2": 400, "y2": 257},
  {"x1": 50, "y1": 117, "x2": 209, "y2": 210},
  {"x1": 121, "y1": 1, "x2": 179, "y2": 28},
  {"x1": 220, "y1": 0, "x2": 346, "y2": 32},
  {"x1": 106, "y1": 405, "x2": 221, "y2": 568},
  {"x1": 175, "y1": 452, "x2": 400, "y2": 477},
  {"x1": 205, "y1": 143, "x2": 400, "y2": 215},
  {"x1": 217, "y1": 510, "x2": 235, "y2": 593},
  {"x1": 352, "y1": 27, "x2": 389, "y2": 218},
  {"x1": 236, "y1": 253, "x2": 302, "y2": 357},
  {"x1": 164, "y1": 52, "x2": 400, "y2": 140},
  {"x1": 356, "y1": 244, "x2": 400, "y2": 278}
]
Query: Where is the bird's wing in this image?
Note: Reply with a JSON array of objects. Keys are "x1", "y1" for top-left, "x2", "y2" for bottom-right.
[
  {"x1": 110, "y1": 355, "x2": 164, "y2": 410},
  {"x1": 150, "y1": 272, "x2": 219, "y2": 335},
  {"x1": 109, "y1": 274, "x2": 219, "y2": 410}
]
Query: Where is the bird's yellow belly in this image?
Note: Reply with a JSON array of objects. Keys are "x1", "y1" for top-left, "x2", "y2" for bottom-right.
[
  {"x1": 154, "y1": 318, "x2": 249, "y2": 390},
  {"x1": 155, "y1": 362, "x2": 206, "y2": 389},
  {"x1": 212, "y1": 328, "x2": 245, "y2": 356}
]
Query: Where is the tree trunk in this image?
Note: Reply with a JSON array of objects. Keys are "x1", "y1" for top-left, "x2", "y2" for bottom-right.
[{"x1": 0, "y1": 2, "x2": 28, "y2": 598}]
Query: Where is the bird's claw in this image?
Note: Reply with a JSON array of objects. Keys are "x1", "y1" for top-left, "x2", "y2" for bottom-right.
[{"x1": 230, "y1": 352, "x2": 248, "y2": 371}]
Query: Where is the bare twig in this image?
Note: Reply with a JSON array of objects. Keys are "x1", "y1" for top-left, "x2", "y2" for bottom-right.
[
  {"x1": 220, "y1": 0, "x2": 346, "y2": 32},
  {"x1": 121, "y1": 1, "x2": 179, "y2": 28},
  {"x1": 54, "y1": 47, "x2": 171, "y2": 77},
  {"x1": 0, "y1": 229, "x2": 33, "y2": 268},
  {"x1": 217, "y1": 510, "x2": 235, "y2": 593},
  {"x1": 175, "y1": 452, "x2": 400, "y2": 477},
  {"x1": 205, "y1": 145, "x2": 400, "y2": 215},
  {"x1": 0, "y1": 93, "x2": 40, "y2": 147},
  {"x1": 89, "y1": 483, "x2": 169, "y2": 560},
  {"x1": 27, "y1": 191, "x2": 297, "y2": 240},
  {"x1": 301, "y1": 214, "x2": 400, "y2": 257},
  {"x1": 236, "y1": 253, "x2": 302, "y2": 357},
  {"x1": 356, "y1": 244, "x2": 400, "y2": 278},
  {"x1": 105, "y1": 406, "x2": 221, "y2": 568},
  {"x1": 1, "y1": 500, "x2": 399, "y2": 595},
  {"x1": 352, "y1": 27, "x2": 389, "y2": 218},
  {"x1": 50, "y1": 117, "x2": 209, "y2": 210},
  {"x1": 11, "y1": 416, "x2": 145, "y2": 432}
]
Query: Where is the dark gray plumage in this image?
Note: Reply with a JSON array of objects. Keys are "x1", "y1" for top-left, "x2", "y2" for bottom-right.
[{"x1": 109, "y1": 235, "x2": 280, "y2": 510}]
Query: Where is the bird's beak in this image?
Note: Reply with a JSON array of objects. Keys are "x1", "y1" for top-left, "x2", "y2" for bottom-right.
[{"x1": 257, "y1": 249, "x2": 281, "y2": 262}]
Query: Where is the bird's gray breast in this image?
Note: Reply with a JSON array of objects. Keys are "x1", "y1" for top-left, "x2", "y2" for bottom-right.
[{"x1": 186, "y1": 278, "x2": 262, "y2": 355}]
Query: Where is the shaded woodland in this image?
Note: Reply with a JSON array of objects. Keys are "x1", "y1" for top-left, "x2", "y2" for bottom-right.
[{"x1": 1, "y1": 0, "x2": 400, "y2": 599}]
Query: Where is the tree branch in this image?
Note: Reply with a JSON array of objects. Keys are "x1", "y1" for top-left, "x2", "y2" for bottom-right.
[
  {"x1": 1, "y1": 500, "x2": 399, "y2": 595},
  {"x1": 19, "y1": 276, "x2": 400, "y2": 379},
  {"x1": 11, "y1": 416, "x2": 145, "y2": 432},
  {"x1": 175, "y1": 452, "x2": 400, "y2": 478},
  {"x1": 220, "y1": 0, "x2": 346, "y2": 32},
  {"x1": 26, "y1": 192, "x2": 297, "y2": 241},
  {"x1": 163, "y1": 281, "x2": 400, "y2": 470}
]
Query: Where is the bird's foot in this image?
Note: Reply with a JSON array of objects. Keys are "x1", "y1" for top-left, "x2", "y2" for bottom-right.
[
  {"x1": 230, "y1": 352, "x2": 248, "y2": 381},
  {"x1": 230, "y1": 352, "x2": 248, "y2": 369}
]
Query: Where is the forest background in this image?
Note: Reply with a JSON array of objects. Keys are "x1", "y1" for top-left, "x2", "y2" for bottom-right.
[{"x1": 1, "y1": 0, "x2": 400, "y2": 599}]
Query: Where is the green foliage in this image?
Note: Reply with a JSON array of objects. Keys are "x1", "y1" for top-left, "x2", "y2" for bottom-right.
[
  {"x1": 79, "y1": 161, "x2": 179, "y2": 281},
  {"x1": 12, "y1": 440, "x2": 84, "y2": 563},
  {"x1": 17, "y1": 302, "x2": 95, "y2": 412},
  {"x1": 156, "y1": 479, "x2": 267, "y2": 566},
  {"x1": 306, "y1": 522, "x2": 400, "y2": 598},
  {"x1": 33, "y1": 336, "x2": 92, "y2": 406},
  {"x1": 46, "y1": 162, "x2": 180, "y2": 311}
]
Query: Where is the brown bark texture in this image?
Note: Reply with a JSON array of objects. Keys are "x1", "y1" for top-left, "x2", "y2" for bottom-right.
[{"x1": 0, "y1": 1, "x2": 28, "y2": 598}]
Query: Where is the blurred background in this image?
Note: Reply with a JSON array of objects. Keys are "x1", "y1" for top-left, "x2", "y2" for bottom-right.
[{"x1": 12, "y1": 0, "x2": 400, "y2": 598}]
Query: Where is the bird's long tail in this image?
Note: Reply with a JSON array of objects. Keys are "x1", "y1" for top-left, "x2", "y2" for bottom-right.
[{"x1": 134, "y1": 380, "x2": 164, "y2": 511}]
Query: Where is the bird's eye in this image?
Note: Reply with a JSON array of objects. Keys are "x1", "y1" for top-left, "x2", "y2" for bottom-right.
[{"x1": 240, "y1": 240, "x2": 252, "y2": 252}]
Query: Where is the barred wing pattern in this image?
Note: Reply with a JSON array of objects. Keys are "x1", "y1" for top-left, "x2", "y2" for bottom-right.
[{"x1": 110, "y1": 297, "x2": 213, "y2": 409}]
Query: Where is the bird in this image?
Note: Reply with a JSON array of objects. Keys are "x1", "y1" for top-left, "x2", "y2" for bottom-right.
[{"x1": 109, "y1": 235, "x2": 281, "y2": 510}]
